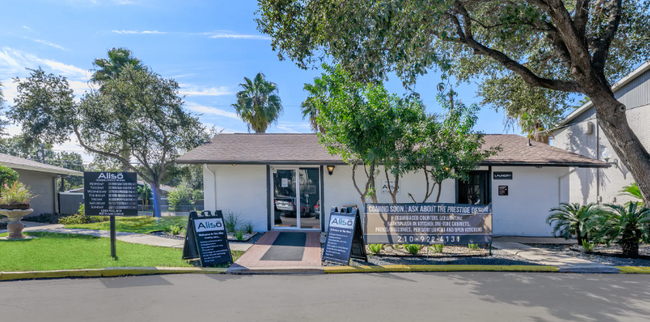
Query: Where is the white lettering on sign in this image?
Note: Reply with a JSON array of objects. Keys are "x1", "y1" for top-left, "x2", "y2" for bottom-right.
[
  {"x1": 329, "y1": 215, "x2": 354, "y2": 229},
  {"x1": 194, "y1": 218, "x2": 225, "y2": 232}
]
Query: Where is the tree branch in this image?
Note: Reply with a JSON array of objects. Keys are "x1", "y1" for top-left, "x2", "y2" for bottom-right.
[{"x1": 591, "y1": 0, "x2": 623, "y2": 75}]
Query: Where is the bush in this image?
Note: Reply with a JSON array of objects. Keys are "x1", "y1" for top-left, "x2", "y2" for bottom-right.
[
  {"x1": 59, "y1": 213, "x2": 108, "y2": 225},
  {"x1": 368, "y1": 244, "x2": 383, "y2": 254},
  {"x1": 0, "y1": 165, "x2": 19, "y2": 196},
  {"x1": 23, "y1": 213, "x2": 68, "y2": 223},
  {"x1": 547, "y1": 202, "x2": 600, "y2": 244},
  {"x1": 468, "y1": 243, "x2": 480, "y2": 250},
  {"x1": 235, "y1": 229, "x2": 244, "y2": 241},
  {"x1": 429, "y1": 244, "x2": 444, "y2": 253},
  {"x1": 404, "y1": 244, "x2": 421, "y2": 255},
  {"x1": 168, "y1": 183, "x2": 203, "y2": 211},
  {"x1": 242, "y1": 221, "x2": 254, "y2": 234},
  {"x1": 589, "y1": 202, "x2": 650, "y2": 257},
  {"x1": 169, "y1": 224, "x2": 184, "y2": 235},
  {"x1": 223, "y1": 211, "x2": 240, "y2": 233},
  {"x1": 582, "y1": 240, "x2": 594, "y2": 252}
]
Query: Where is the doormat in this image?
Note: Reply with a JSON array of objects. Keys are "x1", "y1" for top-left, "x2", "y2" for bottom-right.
[{"x1": 260, "y1": 232, "x2": 307, "y2": 261}]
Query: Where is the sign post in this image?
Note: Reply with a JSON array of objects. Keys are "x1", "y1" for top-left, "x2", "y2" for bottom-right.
[
  {"x1": 182, "y1": 210, "x2": 233, "y2": 267},
  {"x1": 84, "y1": 172, "x2": 138, "y2": 259},
  {"x1": 322, "y1": 207, "x2": 367, "y2": 264}
]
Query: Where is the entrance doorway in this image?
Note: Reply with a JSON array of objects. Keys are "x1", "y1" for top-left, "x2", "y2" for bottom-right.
[
  {"x1": 272, "y1": 167, "x2": 320, "y2": 230},
  {"x1": 457, "y1": 171, "x2": 490, "y2": 205}
]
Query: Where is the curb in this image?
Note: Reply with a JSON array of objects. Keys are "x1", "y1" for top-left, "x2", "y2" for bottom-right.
[
  {"x1": 323, "y1": 264, "x2": 560, "y2": 274},
  {"x1": 0, "y1": 267, "x2": 226, "y2": 282},
  {"x1": 617, "y1": 266, "x2": 650, "y2": 274}
]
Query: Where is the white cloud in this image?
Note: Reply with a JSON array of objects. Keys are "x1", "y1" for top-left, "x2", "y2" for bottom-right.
[
  {"x1": 179, "y1": 84, "x2": 232, "y2": 96},
  {"x1": 185, "y1": 102, "x2": 239, "y2": 120},
  {"x1": 274, "y1": 121, "x2": 313, "y2": 133},
  {"x1": 208, "y1": 33, "x2": 271, "y2": 40},
  {"x1": 111, "y1": 30, "x2": 166, "y2": 34},
  {"x1": 0, "y1": 47, "x2": 89, "y2": 79},
  {"x1": 27, "y1": 38, "x2": 66, "y2": 50}
]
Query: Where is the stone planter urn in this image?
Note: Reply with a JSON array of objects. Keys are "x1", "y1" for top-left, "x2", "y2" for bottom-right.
[{"x1": 0, "y1": 208, "x2": 33, "y2": 239}]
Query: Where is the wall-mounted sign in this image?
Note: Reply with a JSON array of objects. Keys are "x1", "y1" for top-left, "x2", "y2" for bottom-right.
[
  {"x1": 183, "y1": 210, "x2": 233, "y2": 267},
  {"x1": 493, "y1": 172, "x2": 513, "y2": 180},
  {"x1": 498, "y1": 185, "x2": 509, "y2": 196},
  {"x1": 84, "y1": 172, "x2": 138, "y2": 216},
  {"x1": 364, "y1": 203, "x2": 492, "y2": 245},
  {"x1": 322, "y1": 207, "x2": 367, "y2": 264},
  {"x1": 381, "y1": 179, "x2": 400, "y2": 194},
  {"x1": 281, "y1": 178, "x2": 289, "y2": 188}
]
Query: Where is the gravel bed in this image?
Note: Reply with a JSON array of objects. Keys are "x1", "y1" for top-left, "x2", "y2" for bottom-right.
[
  {"x1": 526, "y1": 244, "x2": 650, "y2": 267},
  {"x1": 323, "y1": 249, "x2": 541, "y2": 267}
]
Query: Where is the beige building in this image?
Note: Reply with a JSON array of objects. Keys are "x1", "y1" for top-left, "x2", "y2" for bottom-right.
[
  {"x1": 553, "y1": 61, "x2": 650, "y2": 205},
  {"x1": 0, "y1": 153, "x2": 83, "y2": 216}
]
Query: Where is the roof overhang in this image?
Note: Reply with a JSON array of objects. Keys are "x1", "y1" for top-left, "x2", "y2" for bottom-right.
[
  {"x1": 3, "y1": 162, "x2": 83, "y2": 177},
  {"x1": 179, "y1": 159, "x2": 609, "y2": 168}
]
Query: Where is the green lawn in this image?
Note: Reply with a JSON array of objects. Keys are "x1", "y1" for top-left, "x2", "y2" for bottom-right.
[
  {"x1": 65, "y1": 216, "x2": 188, "y2": 234},
  {"x1": 0, "y1": 232, "x2": 244, "y2": 272}
]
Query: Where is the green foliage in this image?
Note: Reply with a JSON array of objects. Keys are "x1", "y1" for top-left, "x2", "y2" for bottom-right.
[
  {"x1": 223, "y1": 211, "x2": 240, "y2": 233},
  {"x1": 589, "y1": 202, "x2": 650, "y2": 257},
  {"x1": 546, "y1": 203, "x2": 601, "y2": 244},
  {"x1": 582, "y1": 240, "x2": 594, "y2": 253},
  {"x1": 429, "y1": 244, "x2": 444, "y2": 253},
  {"x1": 301, "y1": 77, "x2": 329, "y2": 133},
  {"x1": 169, "y1": 224, "x2": 184, "y2": 235},
  {"x1": 235, "y1": 229, "x2": 244, "y2": 241},
  {"x1": 242, "y1": 221, "x2": 254, "y2": 234},
  {"x1": 168, "y1": 183, "x2": 202, "y2": 211},
  {"x1": 468, "y1": 243, "x2": 480, "y2": 250},
  {"x1": 78, "y1": 204, "x2": 85, "y2": 216},
  {"x1": 64, "y1": 216, "x2": 185, "y2": 234},
  {"x1": 0, "y1": 181, "x2": 34, "y2": 205},
  {"x1": 404, "y1": 244, "x2": 421, "y2": 255},
  {"x1": 368, "y1": 244, "x2": 384, "y2": 254},
  {"x1": 0, "y1": 164, "x2": 19, "y2": 194},
  {"x1": 620, "y1": 183, "x2": 644, "y2": 206},
  {"x1": 91, "y1": 47, "x2": 143, "y2": 91},
  {"x1": 138, "y1": 183, "x2": 152, "y2": 207},
  {"x1": 58, "y1": 213, "x2": 108, "y2": 225},
  {"x1": 232, "y1": 72, "x2": 283, "y2": 133}
]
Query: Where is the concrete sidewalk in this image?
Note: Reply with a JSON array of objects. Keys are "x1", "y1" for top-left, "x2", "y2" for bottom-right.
[
  {"x1": 2, "y1": 224, "x2": 253, "y2": 251},
  {"x1": 492, "y1": 241, "x2": 619, "y2": 273}
]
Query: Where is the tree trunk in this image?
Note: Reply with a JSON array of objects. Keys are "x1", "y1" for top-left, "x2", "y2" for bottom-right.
[
  {"x1": 434, "y1": 180, "x2": 443, "y2": 203},
  {"x1": 621, "y1": 239, "x2": 639, "y2": 257},
  {"x1": 150, "y1": 182, "x2": 162, "y2": 218},
  {"x1": 589, "y1": 92, "x2": 650, "y2": 206},
  {"x1": 368, "y1": 162, "x2": 378, "y2": 203}
]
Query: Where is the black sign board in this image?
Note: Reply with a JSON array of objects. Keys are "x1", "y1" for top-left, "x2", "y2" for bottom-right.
[
  {"x1": 182, "y1": 210, "x2": 233, "y2": 267},
  {"x1": 498, "y1": 185, "x2": 509, "y2": 196},
  {"x1": 493, "y1": 172, "x2": 513, "y2": 180},
  {"x1": 84, "y1": 172, "x2": 138, "y2": 216},
  {"x1": 322, "y1": 207, "x2": 367, "y2": 264},
  {"x1": 365, "y1": 203, "x2": 492, "y2": 245}
]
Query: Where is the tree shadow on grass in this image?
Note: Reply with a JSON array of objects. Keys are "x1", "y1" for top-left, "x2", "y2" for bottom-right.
[{"x1": 446, "y1": 273, "x2": 650, "y2": 322}]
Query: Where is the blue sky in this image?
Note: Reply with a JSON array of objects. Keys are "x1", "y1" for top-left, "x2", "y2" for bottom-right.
[{"x1": 0, "y1": 0, "x2": 513, "y2": 160}]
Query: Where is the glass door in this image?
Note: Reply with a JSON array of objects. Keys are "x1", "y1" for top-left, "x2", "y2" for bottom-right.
[
  {"x1": 458, "y1": 171, "x2": 489, "y2": 205},
  {"x1": 272, "y1": 167, "x2": 321, "y2": 230}
]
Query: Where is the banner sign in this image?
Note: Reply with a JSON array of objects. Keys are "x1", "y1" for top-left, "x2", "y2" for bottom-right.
[
  {"x1": 84, "y1": 172, "x2": 138, "y2": 216},
  {"x1": 322, "y1": 207, "x2": 367, "y2": 264},
  {"x1": 364, "y1": 203, "x2": 492, "y2": 245},
  {"x1": 183, "y1": 210, "x2": 233, "y2": 267}
]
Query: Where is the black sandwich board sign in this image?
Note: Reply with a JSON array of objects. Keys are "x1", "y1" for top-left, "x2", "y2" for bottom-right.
[
  {"x1": 84, "y1": 171, "x2": 138, "y2": 258},
  {"x1": 182, "y1": 210, "x2": 233, "y2": 267},
  {"x1": 84, "y1": 172, "x2": 138, "y2": 216},
  {"x1": 322, "y1": 207, "x2": 367, "y2": 264}
]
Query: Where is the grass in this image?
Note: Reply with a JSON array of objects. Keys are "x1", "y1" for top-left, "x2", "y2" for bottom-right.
[
  {"x1": 65, "y1": 216, "x2": 188, "y2": 234},
  {"x1": 0, "y1": 232, "x2": 243, "y2": 272}
]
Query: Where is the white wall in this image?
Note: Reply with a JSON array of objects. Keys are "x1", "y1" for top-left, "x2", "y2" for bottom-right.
[{"x1": 491, "y1": 166, "x2": 569, "y2": 236}]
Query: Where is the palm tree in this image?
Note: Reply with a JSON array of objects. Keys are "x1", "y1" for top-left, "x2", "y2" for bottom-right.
[
  {"x1": 590, "y1": 202, "x2": 650, "y2": 257},
  {"x1": 546, "y1": 202, "x2": 600, "y2": 244},
  {"x1": 620, "y1": 183, "x2": 644, "y2": 206},
  {"x1": 232, "y1": 72, "x2": 282, "y2": 133},
  {"x1": 91, "y1": 47, "x2": 143, "y2": 90},
  {"x1": 301, "y1": 77, "x2": 328, "y2": 133},
  {"x1": 137, "y1": 183, "x2": 152, "y2": 208}
]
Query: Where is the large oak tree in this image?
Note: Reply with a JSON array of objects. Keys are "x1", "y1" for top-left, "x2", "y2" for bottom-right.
[{"x1": 256, "y1": 0, "x2": 650, "y2": 202}]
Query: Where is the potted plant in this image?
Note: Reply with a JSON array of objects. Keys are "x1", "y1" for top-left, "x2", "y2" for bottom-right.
[{"x1": 0, "y1": 181, "x2": 37, "y2": 239}]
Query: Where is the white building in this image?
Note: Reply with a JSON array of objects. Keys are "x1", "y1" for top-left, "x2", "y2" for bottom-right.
[
  {"x1": 177, "y1": 133, "x2": 606, "y2": 236},
  {"x1": 553, "y1": 61, "x2": 650, "y2": 206}
]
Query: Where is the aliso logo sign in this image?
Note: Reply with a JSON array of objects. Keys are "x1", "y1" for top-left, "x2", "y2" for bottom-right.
[
  {"x1": 329, "y1": 216, "x2": 354, "y2": 229},
  {"x1": 194, "y1": 218, "x2": 224, "y2": 232},
  {"x1": 97, "y1": 172, "x2": 124, "y2": 180}
]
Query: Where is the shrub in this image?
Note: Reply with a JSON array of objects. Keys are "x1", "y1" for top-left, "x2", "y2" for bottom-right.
[
  {"x1": 223, "y1": 211, "x2": 240, "y2": 233},
  {"x1": 23, "y1": 213, "x2": 67, "y2": 223},
  {"x1": 429, "y1": 244, "x2": 444, "y2": 253},
  {"x1": 589, "y1": 202, "x2": 650, "y2": 257},
  {"x1": 404, "y1": 244, "x2": 421, "y2": 255},
  {"x1": 468, "y1": 243, "x2": 480, "y2": 250},
  {"x1": 235, "y1": 229, "x2": 244, "y2": 241},
  {"x1": 59, "y1": 213, "x2": 90, "y2": 225},
  {"x1": 243, "y1": 221, "x2": 254, "y2": 234},
  {"x1": 0, "y1": 181, "x2": 35, "y2": 205},
  {"x1": 620, "y1": 183, "x2": 644, "y2": 207},
  {"x1": 170, "y1": 224, "x2": 184, "y2": 235},
  {"x1": 368, "y1": 244, "x2": 384, "y2": 254},
  {"x1": 168, "y1": 184, "x2": 203, "y2": 211},
  {"x1": 0, "y1": 165, "x2": 19, "y2": 196},
  {"x1": 582, "y1": 240, "x2": 594, "y2": 252},
  {"x1": 78, "y1": 204, "x2": 85, "y2": 216},
  {"x1": 547, "y1": 202, "x2": 600, "y2": 244}
]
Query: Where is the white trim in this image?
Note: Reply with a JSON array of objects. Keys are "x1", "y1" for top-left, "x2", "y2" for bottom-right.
[{"x1": 3, "y1": 162, "x2": 81, "y2": 177}]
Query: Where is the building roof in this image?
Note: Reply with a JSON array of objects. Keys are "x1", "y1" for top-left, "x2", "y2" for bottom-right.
[
  {"x1": 0, "y1": 153, "x2": 83, "y2": 176},
  {"x1": 559, "y1": 60, "x2": 650, "y2": 126},
  {"x1": 176, "y1": 133, "x2": 609, "y2": 168}
]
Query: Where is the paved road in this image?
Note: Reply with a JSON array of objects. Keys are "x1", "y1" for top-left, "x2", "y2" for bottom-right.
[{"x1": 2, "y1": 272, "x2": 650, "y2": 321}]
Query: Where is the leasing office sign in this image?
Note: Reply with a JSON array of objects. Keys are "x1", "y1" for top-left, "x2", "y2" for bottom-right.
[{"x1": 364, "y1": 203, "x2": 492, "y2": 244}]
